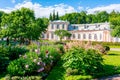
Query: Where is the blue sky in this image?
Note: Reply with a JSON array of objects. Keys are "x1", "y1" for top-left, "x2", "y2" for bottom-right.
[{"x1": 0, "y1": 0, "x2": 120, "y2": 17}]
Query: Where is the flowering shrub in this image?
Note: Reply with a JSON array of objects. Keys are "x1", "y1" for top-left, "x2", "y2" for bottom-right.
[
  {"x1": 7, "y1": 52, "x2": 43, "y2": 76},
  {"x1": 62, "y1": 47, "x2": 103, "y2": 75},
  {"x1": 7, "y1": 45, "x2": 61, "y2": 76}
]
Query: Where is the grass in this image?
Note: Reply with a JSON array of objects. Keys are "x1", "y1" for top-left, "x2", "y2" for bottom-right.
[
  {"x1": 101, "y1": 51, "x2": 120, "y2": 76},
  {"x1": 110, "y1": 45, "x2": 120, "y2": 48},
  {"x1": 46, "y1": 50, "x2": 120, "y2": 80}
]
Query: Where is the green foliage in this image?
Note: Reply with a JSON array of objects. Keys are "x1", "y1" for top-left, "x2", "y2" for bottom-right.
[
  {"x1": 104, "y1": 46, "x2": 110, "y2": 52},
  {"x1": 40, "y1": 45, "x2": 61, "y2": 61},
  {"x1": 0, "y1": 8, "x2": 48, "y2": 45},
  {"x1": 49, "y1": 10, "x2": 59, "y2": 21},
  {"x1": 7, "y1": 46, "x2": 28, "y2": 60},
  {"x1": 0, "y1": 46, "x2": 9, "y2": 73},
  {"x1": 54, "y1": 30, "x2": 71, "y2": 42},
  {"x1": 62, "y1": 47, "x2": 103, "y2": 75},
  {"x1": 66, "y1": 68, "x2": 79, "y2": 76},
  {"x1": 60, "y1": 11, "x2": 109, "y2": 24},
  {"x1": 7, "y1": 52, "x2": 41, "y2": 76},
  {"x1": 96, "y1": 11, "x2": 109, "y2": 22},
  {"x1": 5, "y1": 75, "x2": 42, "y2": 80},
  {"x1": 0, "y1": 11, "x2": 5, "y2": 27},
  {"x1": 109, "y1": 11, "x2": 120, "y2": 37},
  {"x1": 7, "y1": 45, "x2": 61, "y2": 76}
]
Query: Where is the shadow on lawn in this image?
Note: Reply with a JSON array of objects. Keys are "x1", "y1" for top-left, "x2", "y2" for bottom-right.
[
  {"x1": 95, "y1": 64, "x2": 120, "y2": 79},
  {"x1": 46, "y1": 60, "x2": 66, "y2": 80},
  {"x1": 108, "y1": 52, "x2": 120, "y2": 56}
]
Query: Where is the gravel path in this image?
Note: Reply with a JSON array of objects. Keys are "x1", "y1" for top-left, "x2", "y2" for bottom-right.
[
  {"x1": 96, "y1": 74, "x2": 120, "y2": 80},
  {"x1": 110, "y1": 48, "x2": 120, "y2": 51}
]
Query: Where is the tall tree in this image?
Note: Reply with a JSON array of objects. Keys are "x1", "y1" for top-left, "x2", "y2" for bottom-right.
[
  {"x1": 54, "y1": 30, "x2": 71, "y2": 42},
  {"x1": 96, "y1": 11, "x2": 109, "y2": 22},
  {"x1": 110, "y1": 12, "x2": 120, "y2": 37},
  {"x1": 49, "y1": 13, "x2": 53, "y2": 21},
  {"x1": 1, "y1": 7, "x2": 47, "y2": 45},
  {"x1": 56, "y1": 11, "x2": 59, "y2": 20},
  {"x1": 0, "y1": 11, "x2": 5, "y2": 26},
  {"x1": 53, "y1": 10, "x2": 56, "y2": 20}
]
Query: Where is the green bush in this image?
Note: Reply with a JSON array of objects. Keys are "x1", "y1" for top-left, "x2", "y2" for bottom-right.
[
  {"x1": 54, "y1": 41, "x2": 66, "y2": 45},
  {"x1": 7, "y1": 52, "x2": 41, "y2": 76},
  {"x1": 7, "y1": 46, "x2": 29, "y2": 60},
  {"x1": 66, "y1": 68, "x2": 79, "y2": 76},
  {"x1": 0, "y1": 46, "x2": 9, "y2": 73},
  {"x1": 7, "y1": 45, "x2": 61, "y2": 76},
  {"x1": 40, "y1": 45, "x2": 61, "y2": 62},
  {"x1": 62, "y1": 47, "x2": 103, "y2": 75},
  {"x1": 104, "y1": 46, "x2": 110, "y2": 52}
]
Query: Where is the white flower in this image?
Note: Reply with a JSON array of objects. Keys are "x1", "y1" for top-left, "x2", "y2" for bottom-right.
[
  {"x1": 35, "y1": 49, "x2": 40, "y2": 53},
  {"x1": 37, "y1": 62, "x2": 41, "y2": 65},
  {"x1": 25, "y1": 65, "x2": 29, "y2": 69},
  {"x1": 19, "y1": 55, "x2": 21, "y2": 57},
  {"x1": 23, "y1": 55, "x2": 27, "y2": 58},
  {"x1": 33, "y1": 59, "x2": 37, "y2": 62},
  {"x1": 50, "y1": 56, "x2": 53, "y2": 59},
  {"x1": 37, "y1": 67, "x2": 44, "y2": 72}
]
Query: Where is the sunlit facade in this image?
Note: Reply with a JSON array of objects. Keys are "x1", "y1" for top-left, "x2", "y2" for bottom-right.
[{"x1": 42, "y1": 20, "x2": 120, "y2": 42}]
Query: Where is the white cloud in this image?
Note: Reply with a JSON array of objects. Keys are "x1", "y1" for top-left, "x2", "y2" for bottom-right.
[
  {"x1": 0, "y1": 1, "x2": 76, "y2": 18},
  {"x1": 1, "y1": 1, "x2": 120, "y2": 18},
  {"x1": 87, "y1": 4, "x2": 120, "y2": 14},
  {"x1": 78, "y1": 6, "x2": 83, "y2": 11},
  {"x1": 11, "y1": 0, "x2": 15, "y2": 3}
]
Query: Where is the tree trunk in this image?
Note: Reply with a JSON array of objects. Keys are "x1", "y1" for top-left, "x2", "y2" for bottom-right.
[{"x1": 6, "y1": 37, "x2": 9, "y2": 45}]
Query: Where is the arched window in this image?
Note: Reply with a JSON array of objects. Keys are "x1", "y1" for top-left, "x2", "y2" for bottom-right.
[
  {"x1": 42, "y1": 34, "x2": 44, "y2": 38},
  {"x1": 57, "y1": 24, "x2": 59, "y2": 29},
  {"x1": 47, "y1": 34, "x2": 49, "y2": 38},
  {"x1": 89, "y1": 34, "x2": 91, "y2": 39},
  {"x1": 51, "y1": 24, "x2": 54, "y2": 29},
  {"x1": 78, "y1": 34, "x2": 81, "y2": 39},
  {"x1": 62, "y1": 24, "x2": 64, "y2": 29},
  {"x1": 83, "y1": 34, "x2": 86, "y2": 39},
  {"x1": 73, "y1": 34, "x2": 75, "y2": 39},
  {"x1": 100, "y1": 34, "x2": 102, "y2": 40},
  {"x1": 51, "y1": 33, "x2": 54, "y2": 39},
  {"x1": 94, "y1": 34, "x2": 97, "y2": 40}
]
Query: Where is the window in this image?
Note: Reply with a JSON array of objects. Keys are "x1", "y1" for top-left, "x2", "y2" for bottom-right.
[
  {"x1": 73, "y1": 34, "x2": 75, "y2": 39},
  {"x1": 96, "y1": 24, "x2": 100, "y2": 28},
  {"x1": 84, "y1": 25, "x2": 89, "y2": 29},
  {"x1": 94, "y1": 34, "x2": 97, "y2": 40},
  {"x1": 83, "y1": 34, "x2": 86, "y2": 39},
  {"x1": 47, "y1": 34, "x2": 49, "y2": 38},
  {"x1": 78, "y1": 34, "x2": 81, "y2": 39},
  {"x1": 51, "y1": 24, "x2": 54, "y2": 29},
  {"x1": 100, "y1": 34, "x2": 102, "y2": 40},
  {"x1": 51, "y1": 33, "x2": 54, "y2": 39},
  {"x1": 89, "y1": 34, "x2": 91, "y2": 39},
  {"x1": 42, "y1": 34, "x2": 44, "y2": 38},
  {"x1": 62, "y1": 24, "x2": 64, "y2": 29},
  {"x1": 57, "y1": 24, "x2": 59, "y2": 29}
]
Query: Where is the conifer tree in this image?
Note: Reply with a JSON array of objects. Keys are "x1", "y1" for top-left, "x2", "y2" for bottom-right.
[
  {"x1": 56, "y1": 11, "x2": 59, "y2": 20},
  {"x1": 49, "y1": 13, "x2": 53, "y2": 21}
]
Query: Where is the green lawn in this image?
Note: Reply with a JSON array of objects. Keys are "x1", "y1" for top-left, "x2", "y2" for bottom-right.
[
  {"x1": 110, "y1": 46, "x2": 120, "y2": 48},
  {"x1": 46, "y1": 50, "x2": 120, "y2": 80}
]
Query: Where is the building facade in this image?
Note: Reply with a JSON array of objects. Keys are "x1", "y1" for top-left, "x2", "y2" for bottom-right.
[{"x1": 42, "y1": 20, "x2": 120, "y2": 42}]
